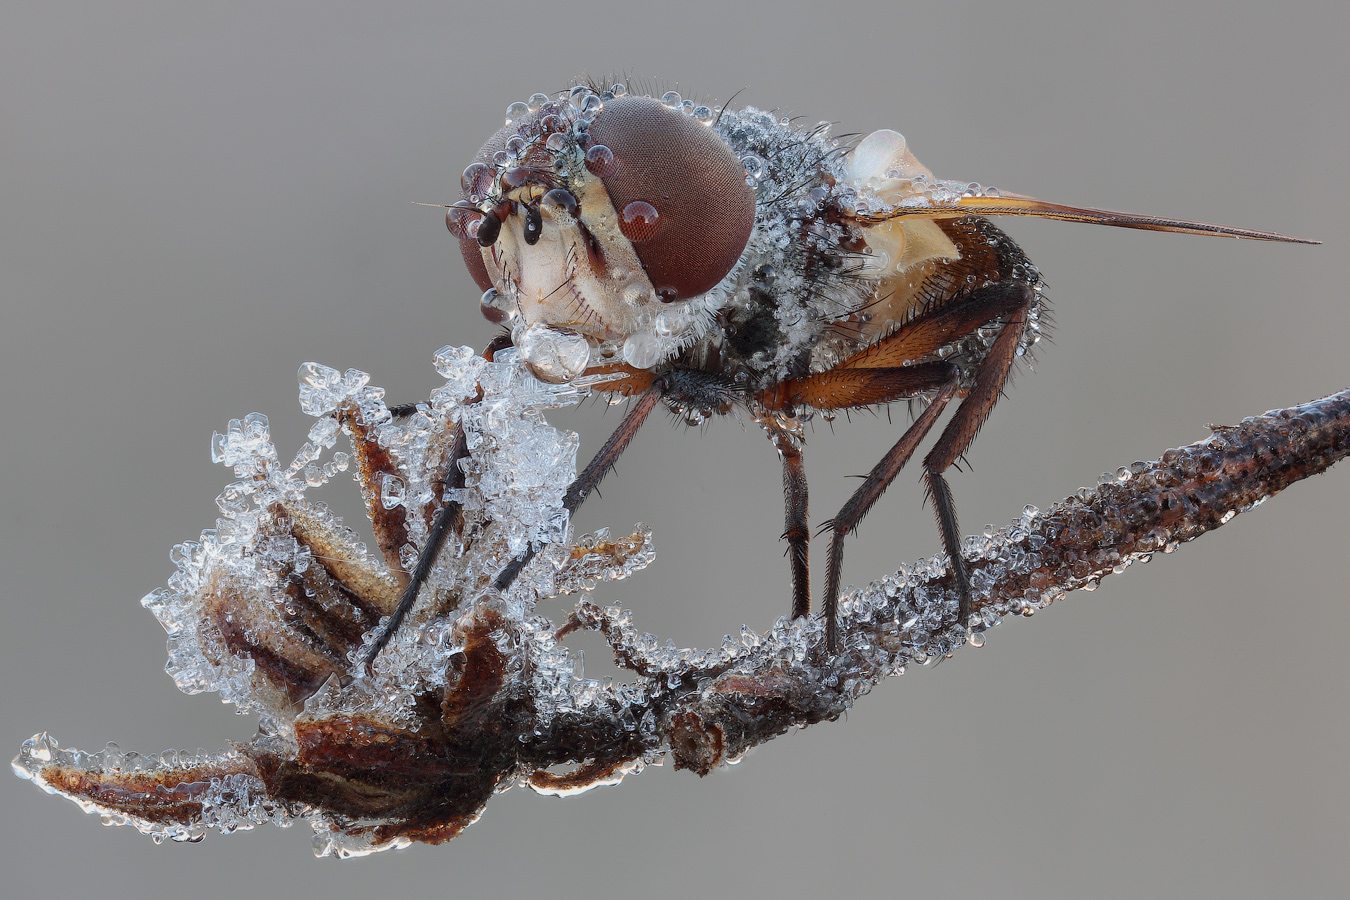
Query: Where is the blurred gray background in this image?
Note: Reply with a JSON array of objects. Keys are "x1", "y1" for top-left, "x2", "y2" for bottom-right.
[{"x1": 3, "y1": 2, "x2": 1346, "y2": 897}]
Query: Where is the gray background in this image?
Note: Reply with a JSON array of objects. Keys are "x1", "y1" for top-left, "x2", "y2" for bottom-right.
[{"x1": 3, "y1": 1, "x2": 1346, "y2": 897}]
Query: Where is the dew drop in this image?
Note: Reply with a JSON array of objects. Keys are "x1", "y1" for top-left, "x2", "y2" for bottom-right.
[
  {"x1": 514, "y1": 323, "x2": 591, "y2": 383},
  {"x1": 621, "y1": 280, "x2": 654, "y2": 305},
  {"x1": 618, "y1": 200, "x2": 660, "y2": 242},
  {"x1": 479, "y1": 288, "x2": 514, "y2": 324},
  {"x1": 504, "y1": 101, "x2": 529, "y2": 124},
  {"x1": 461, "y1": 162, "x2": 492, "y2": 196},
  {"x1": 622, "y1": 332, "x2": 664, "y2": 368},
  {"x1": 540, "y1": 188, "x2": 579, "y2": 226},
  {"x1": 501, "y1": 167, "x2": 530, "y2": 189},
  {"x1": 654, "y1": 309, "x2": 684, "y2": 336},
  {"x1": 584, "y1": 144, "x2": 618, "y2": 177},
  {"x1": 445, "y1": 206, "x2": 481, "y2": 239},
  {"x1": 661, "y1": 90, "x2": 682, "y2": 110}
]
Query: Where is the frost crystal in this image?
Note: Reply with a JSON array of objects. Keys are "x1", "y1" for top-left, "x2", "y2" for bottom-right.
[
  {"x1": 14, "y1": 346, "x2": 659, "y2": 854},
  {"x1": 11, "y1": 338, "x2": 1350, "y2": 854}
]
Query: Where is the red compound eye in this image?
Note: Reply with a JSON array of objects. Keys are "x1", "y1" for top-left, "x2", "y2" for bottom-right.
[{"x1": 586, "y1": 97, "x2": 755, "y2": 301}]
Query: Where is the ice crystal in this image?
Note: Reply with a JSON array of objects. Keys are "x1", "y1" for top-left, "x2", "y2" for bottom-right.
[
  {"x1": 12, "y1": 350, "x2": 1350, "y2": 854},
  {"x1": 14, "y1": 346, "x2": 658, "y2": 854}
]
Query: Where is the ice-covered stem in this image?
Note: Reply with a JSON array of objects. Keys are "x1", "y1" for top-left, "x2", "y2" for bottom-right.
[
  {"x1": 14, "y1": 364, "x2": 1349, "y2": 855},
  {"x1": 613, "y1": 389, "x2": 1350, "y2": 772}
]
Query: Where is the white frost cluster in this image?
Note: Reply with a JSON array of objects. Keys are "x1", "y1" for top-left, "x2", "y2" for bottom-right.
[{"x1": 15, "y1": 345, "x2": 658, "y2": 851}]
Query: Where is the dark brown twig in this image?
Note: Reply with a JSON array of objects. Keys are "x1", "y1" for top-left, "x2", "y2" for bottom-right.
[{"x1": 15, "y1": 388, "x2": 1349, "y2": 855}]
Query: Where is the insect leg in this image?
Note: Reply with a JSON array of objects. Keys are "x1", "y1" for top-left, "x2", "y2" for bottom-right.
[
  {"x1": 818, "y1": 367, "x2": 959, "y2": 651},
  {"x1": 359, "y1": 333, "x2": 514, "y2": 670},
  {"x1": 922, "y1": 287, "x2": 1032, "y2": 630},
  {"x1": 359, "y1": 424, "x2": 470, "y2": 670},
  {"x1": 492, "y1": 383, "x2": 664, "y2": 592},
  {"x1": 762, "y1": 422, "x2": 811, "y2": 619}
]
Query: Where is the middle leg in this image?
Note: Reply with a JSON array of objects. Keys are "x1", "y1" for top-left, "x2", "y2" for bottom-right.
[
  {"x1": 819, "y1": 368, "x2": 959, "y2": 651},
  {"x1": 759, "y1": 416, "x2": 811, "y2": 620}
]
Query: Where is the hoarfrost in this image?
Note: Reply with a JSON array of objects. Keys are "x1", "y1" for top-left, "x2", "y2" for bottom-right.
[{"x1": 13, "y1": 349, "x2": 1350, "y2": 856}]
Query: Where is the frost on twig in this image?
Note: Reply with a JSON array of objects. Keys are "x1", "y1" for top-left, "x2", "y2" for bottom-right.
[{"x1": 13, "y1": 345, "x2": 1350, "y2": 857}]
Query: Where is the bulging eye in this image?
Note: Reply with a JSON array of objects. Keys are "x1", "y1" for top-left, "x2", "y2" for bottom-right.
[
  {"x1": 586, "y1": 97, "x2": 756, "y2": 301},
  {"x1": 450, "y1": 206, "x2": 494, "y2": 292}
]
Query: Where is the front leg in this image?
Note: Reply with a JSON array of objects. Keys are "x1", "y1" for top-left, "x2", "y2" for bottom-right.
[
  {"x1": 359, "y1": 425, "x2": 470, "y2": 670},
  {"x1": 494, "y1": 368, "x2": 741, "y2": 594},
  {"x1": 358, "y1": 334, "x2": 512, "y2": 670},
  {"x1": 492, "y1": 382, "x2": 665, "y2": 593}
]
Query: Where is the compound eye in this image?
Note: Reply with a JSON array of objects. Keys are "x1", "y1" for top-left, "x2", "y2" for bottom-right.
[
  {"x1": 449, "y1": 205, "x2": 494, "y2": 292},
  {"x1": 586, "y1": 97, "x2": 756, "y2": 301}
]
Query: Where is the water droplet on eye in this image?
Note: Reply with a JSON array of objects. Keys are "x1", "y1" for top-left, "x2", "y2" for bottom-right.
[
  {"x1": 479, "y1": 288, "x2": 515, "y2": 324},
  {"x1": 619, "y1": 200, "x2": 661, "y2": 242},
  {"x1": 582, "y1": 94, "x2": 603, "y2": 116},
  {"x1": 505, "y1": 101, "x2": 530, "y2": 124},
  {"x1": 446, "y1": 206, "x2": 481, "y2": 239},
  {"x1": 492, "y1": 150, "x2": 511, "y2": 169},
  {"x1": 611, "y1": 83, "x2": 627, "y2": 97},
  {"x1": 505, "y1": 136, "x2": 527, "y2": 158},
  {"x1": 527, "y1": 92, "x2": 550, "y2": 112},
  {"x1": 661, "y1": 90, "x2": 682, "y2": 110},
  {"x1": 545, "y1": 132, "x2": 567, "y2": 152},
  {"x1": 461, "y1": 162, "x2": 491, "y2": 195},
  {"x1": 693, "y1": 105, "x2": 714, "y2": 125},
  {"x1": 681, "y1": 99, "x2": 695, "y2": 115},
  {"x1": 584, "y1": 144, "x2": 618, "y2": 177},
  {"x1": 569, "y1": 85, "x2": 591, "y2": 110},
  {"x1": 622, "y1": 332, "x2": 663, "y2": 368}
]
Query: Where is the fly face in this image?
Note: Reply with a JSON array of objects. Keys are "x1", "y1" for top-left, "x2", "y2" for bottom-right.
[{"x1": 452, "y1": 86, "x2": 755, "y2": 382}]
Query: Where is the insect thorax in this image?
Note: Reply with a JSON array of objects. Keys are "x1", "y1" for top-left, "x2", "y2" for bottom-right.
[{"x1": 679, "y1": 108, "x2": 1046, "y2": 399}]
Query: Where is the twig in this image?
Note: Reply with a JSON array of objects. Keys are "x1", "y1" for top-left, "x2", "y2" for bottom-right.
[{"x1": 14, "y1": 365, "x2": 1349, "y2": 857}]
